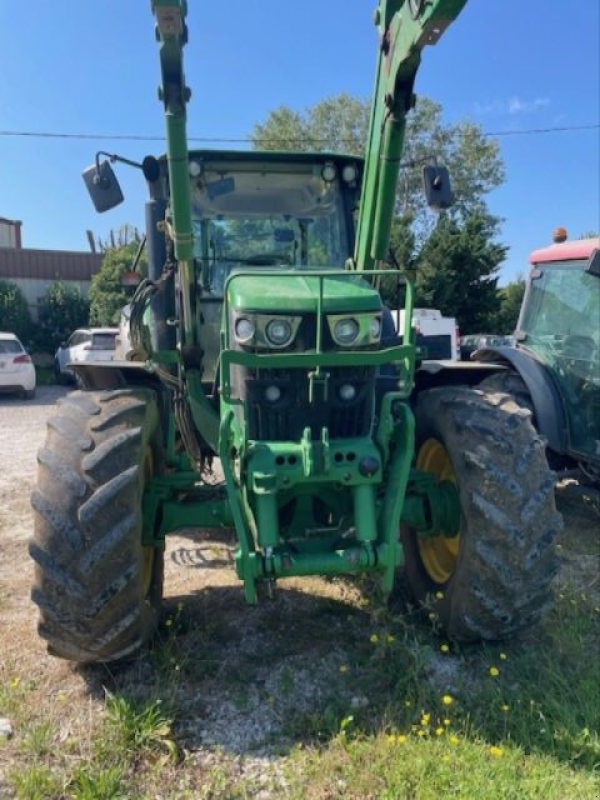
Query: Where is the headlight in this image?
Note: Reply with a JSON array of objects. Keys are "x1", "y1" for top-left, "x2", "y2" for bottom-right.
[
  {"x1": 265, "y1": 318, "x2": 293, "y2": 347},
  {"x1": 369, "y1": 316, "x2": 381, "y2": 339},
  {"x1": 342, "y1": 163, "x2": 359, "y2": 184},
  {"x1": 235, "y1": 317, "x2": 255, "y2": 343},
  {"x1": 333, "y1": 317, "x2": 360, "y2": 346}
]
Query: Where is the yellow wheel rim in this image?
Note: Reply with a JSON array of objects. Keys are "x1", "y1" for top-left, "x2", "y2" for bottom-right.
[
  {"x1": 141, "y1": 447, "x2": 155, "y2": 597},
  {"x1": 416, "y1": 438, "x2": 460, "y2": 584}
]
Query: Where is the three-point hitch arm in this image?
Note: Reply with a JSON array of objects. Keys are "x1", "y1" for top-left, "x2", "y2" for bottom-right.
[{"x1": 353, "y1": 0, "x2": 467, "y2": 273}]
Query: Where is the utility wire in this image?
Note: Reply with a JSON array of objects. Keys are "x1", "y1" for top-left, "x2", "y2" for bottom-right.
[{"x1": 0, "y1": 123, "x2": 598, "y2": 145}]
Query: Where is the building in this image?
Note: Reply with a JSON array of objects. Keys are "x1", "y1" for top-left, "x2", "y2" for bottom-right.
[
  {"x1": 0, "y1": 217, "x2": 23, "y2": 249},
  {"x1": 0, "y1": 219, "x2": 103, "y2": 318}
]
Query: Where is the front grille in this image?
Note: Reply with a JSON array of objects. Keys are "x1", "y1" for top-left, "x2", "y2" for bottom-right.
[{"x1": 233, "y1": 365, "x2": 375, "y2": 441}]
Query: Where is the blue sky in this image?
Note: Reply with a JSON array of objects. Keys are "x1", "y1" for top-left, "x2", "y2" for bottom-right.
[{"x1": 1, "y1": 1, "x2": 598, "y2": 284}]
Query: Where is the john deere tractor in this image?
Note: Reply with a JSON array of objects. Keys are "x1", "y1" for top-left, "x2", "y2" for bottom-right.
[{"x1": 30, "y1": 0, "x2": 561, "y2": 663}]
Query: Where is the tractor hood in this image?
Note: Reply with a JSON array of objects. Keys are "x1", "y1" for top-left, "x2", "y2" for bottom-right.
[{"x1": 227, "y1": 271, "x2": 382, "y2": 314}]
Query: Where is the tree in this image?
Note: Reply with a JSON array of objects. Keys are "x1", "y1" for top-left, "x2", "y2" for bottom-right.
[
  {"x1": 415, "y1": 211, "x2": 507, "y2": 333},
  {"x1": 495, "y1": 277, "x2": 526, "y2": 334},
  {"x1": 0, "y1": 280, "x2": 32, "y2": 343},
  {"x1": 89, "y1": 240, "x2": 147, "y2": 326},
  {"x1": 251, "y1": 95, "x2": 504, "y2": 240},
  {"x1": 35, "y1": 281, "x2": 90, "y2": 353}
]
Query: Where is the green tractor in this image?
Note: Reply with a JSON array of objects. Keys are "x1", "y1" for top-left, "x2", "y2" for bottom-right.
[
  {"x1": 30, "y1": 0, "x2": 561, "y2": 663},
  {"x1": 476, "y1": 231, "x2": 600, "y2": 487}
]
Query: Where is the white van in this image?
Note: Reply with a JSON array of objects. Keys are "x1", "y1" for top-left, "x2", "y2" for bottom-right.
[{"x1": 392, "y1": 308, "x2": 460, "y2": 361}]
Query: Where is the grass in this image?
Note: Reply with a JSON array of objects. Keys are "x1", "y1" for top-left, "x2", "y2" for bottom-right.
[{"x1": 1, "y1": 503, "x2": 598, "y2": 798}]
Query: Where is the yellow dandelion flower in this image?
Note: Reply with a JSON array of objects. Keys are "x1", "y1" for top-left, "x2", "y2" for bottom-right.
[
  {"x1": 442, "y1": 754, "x2": 450, "y2": 762},
  {"x1": 435, "y1": 591, "x2": 445, "y2": 600},
  {"x1": 165, "y1": 618, "x2": 173, "y2": 628},
  {"x1": 397, "y1": 734, "x2": 407, "y2": 744},
  {"x1": 489, "y1": 745, "x2": 504, "y2": 758},
  {"x1": 449, "y1": 735, "x2": 460, "y2": 745},
  {"x1": 421, "y1": 713, "x2": 431, "y2": 724},
  {"x1": 444, "y1": 719, "x2": 451, "y2": 726},
  {"x1": 417, "y1": 729, "x2": 426, "y2": 737},
  {"x1": 501, "y1": 704, "x2": 510, "y2": 713},
  {"x1": 370, "y1": 633, "x2": 380, "y2": 644},
  {"x1": 404, "y1": 700, "x2": 412, "y2": 707},
  {"x1": 440, "y1": 643, "x2": 450, "y2": 653},
  {"x1": 499, "y1": 652, "x2": 507, "y2": 661},
  {"x1": 435, "y1": 727, "x2": 444, "y2": 736},
  {"x1": 386, "y1": 734, "x2": 396, "y2": 743},
  {"x1": 339, "y1": 665, "x2": 348, "y2": 674},
  {"x1": 442, "y1": 694, "x2": 454, "y2": 706},
  {"x1": 386, "y1": 634, "x2": 395, "y2": 643},
  {"x1": 489, "y1": 666, "x2": 500, "y2": 677}
]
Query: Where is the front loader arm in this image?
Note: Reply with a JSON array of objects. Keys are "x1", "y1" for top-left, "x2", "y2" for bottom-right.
[
  {"x1": 151, "y1": 0, "x2": 220, "y2": 453},
  {"x1": 354, "y1": 0, "x2": 467, "y2": 272}
]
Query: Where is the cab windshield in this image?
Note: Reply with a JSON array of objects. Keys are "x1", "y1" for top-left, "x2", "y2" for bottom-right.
[
  {"x1": 520, "y1": 260, "x2": 600, "y2": 457},
  {"x1": 190, "y1": 161, "x2": 352, "y2": 295}
]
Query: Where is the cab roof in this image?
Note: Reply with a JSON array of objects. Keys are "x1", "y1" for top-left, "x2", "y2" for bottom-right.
[
  {"x1": 185, "y1": 149, "x2": 364, "y2": 165},
  {"x1": 530, "y1": 237, "x2": 600, "y2": 265}
]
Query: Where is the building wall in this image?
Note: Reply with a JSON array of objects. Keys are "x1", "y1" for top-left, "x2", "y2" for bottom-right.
[
  {"x1": 0, "y1": 247, "x2": 102, "y2": 320},
  {"x1": 0, "y1": 219, "x2": 22, "y2": 249}
]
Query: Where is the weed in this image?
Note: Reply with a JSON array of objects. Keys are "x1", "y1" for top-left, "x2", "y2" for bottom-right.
[
  {"x1": 10, "y1": 764, "x2": 63, "y2": 800},
  {"x1": 104, "y1": 692, "x2": 179, "y2": 763},
  {"x1": 69, "y1": 763, "x2": 128, "y2": 800}
]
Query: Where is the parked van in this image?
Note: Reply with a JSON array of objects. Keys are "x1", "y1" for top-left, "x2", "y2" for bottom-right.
[{"x1": 393, "y1": 308, "x2": 460, "y2": 361}]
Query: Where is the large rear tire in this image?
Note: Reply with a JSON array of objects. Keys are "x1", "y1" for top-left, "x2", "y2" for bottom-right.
[
  {"x1": 30, "y1": 388, "x2": 165, "y2": 663},
  {"x1": 401, "y1": 386, "x2": 561, "y2": 641}
]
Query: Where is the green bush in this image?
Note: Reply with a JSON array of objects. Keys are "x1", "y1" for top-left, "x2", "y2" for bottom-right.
[
  {"x1": 89, "y1": 241, "x2": 147, "y2": 326},
  {"x1": 34, "y1": 280, "x2": 90, "y2": 354},
  {"x1": 0, "y1": 279, "x2": 32, "y2": 343}
]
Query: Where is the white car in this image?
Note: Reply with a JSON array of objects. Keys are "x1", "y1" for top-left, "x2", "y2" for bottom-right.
[
  {"x1": 54, "y1": 327, "x2": 118, "y2": 383},
  {"x1": 0, "y1": 332, "x2": 36, "y2": 399}
]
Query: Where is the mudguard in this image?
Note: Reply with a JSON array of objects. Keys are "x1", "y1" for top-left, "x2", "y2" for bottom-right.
[{"x1": 474, "y1": 346, "x2": 568, "y2": 454}]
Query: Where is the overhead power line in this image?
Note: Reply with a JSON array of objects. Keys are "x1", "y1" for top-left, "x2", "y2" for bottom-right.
[{"x1": 0, "y1": 123, "x2": 598, "y2": 145}]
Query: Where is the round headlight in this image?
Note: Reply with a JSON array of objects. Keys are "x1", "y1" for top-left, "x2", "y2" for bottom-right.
[
  {"x1": 264, "y1": 385, "x2": 282, "y2": 403},
  {"x1": 265, "y1": 319, "x2": 293, "y2": 347},
  {"x1": 342, "y1": 164, "x2": 358, "y2": 183},
  {"x1": 321, "y1": 163, "x2": 337, "y2": 183},
  {"x1": 339, "y1": 384, "x2": 357, "y2": 402},
  {"x1": 333, "y1": 317, "x2": 360, "y2": 346},
  {"x1": 235, "y1": 317, "x2": 255, "y2": 343},
  {"x1": 369, "y1": 317, "x2": 381, "y2": 339}
]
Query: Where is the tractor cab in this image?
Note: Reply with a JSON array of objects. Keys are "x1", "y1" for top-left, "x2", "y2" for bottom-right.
[
  {"x1": 185, "y1": 150, "x2": 366, "y2": 386},
  {"x1": 515, "y1": 233, "x2": 600, "y2": 467}
]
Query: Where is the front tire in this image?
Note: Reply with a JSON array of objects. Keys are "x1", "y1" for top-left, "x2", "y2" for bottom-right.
[
  {"x1": 401, "y1": 386, "x2": 561, "y2": 641},
  {"x1": 30, "y1": 388, "x2": 165, "y2": 662}
]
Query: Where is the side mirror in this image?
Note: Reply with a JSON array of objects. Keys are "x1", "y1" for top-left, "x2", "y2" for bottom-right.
[
  {"x1": 422, "y1": 165, "x2": 454, "y2": 211},
  {"x1": 586, "y1": 249, "x2": 600, "y2": 277},
  {"x1": 82, "y1": 160, "x2": 124, "y2": 213}
]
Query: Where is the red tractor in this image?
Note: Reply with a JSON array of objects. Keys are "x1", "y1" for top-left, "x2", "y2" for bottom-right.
[{"x1": 476, "y1": 231, "x2": 600, "y2": 487}]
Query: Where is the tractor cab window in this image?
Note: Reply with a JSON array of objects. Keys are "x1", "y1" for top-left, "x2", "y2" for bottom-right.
[
  {"x1": 520, "y1": 260, "x2": 600, "y2": 457},
  {"x1": 190, "y1": 161, "x2": 353, "y2": 296}
]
